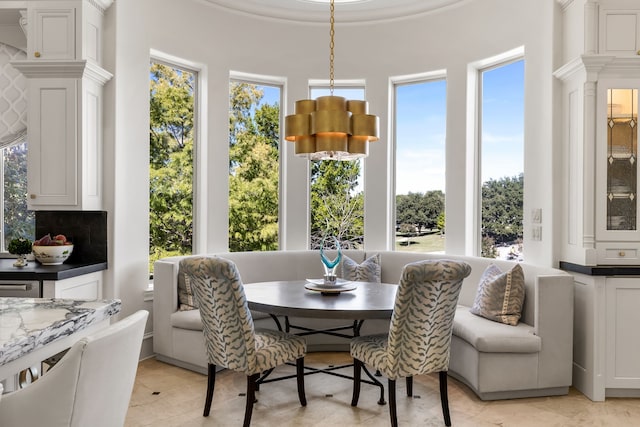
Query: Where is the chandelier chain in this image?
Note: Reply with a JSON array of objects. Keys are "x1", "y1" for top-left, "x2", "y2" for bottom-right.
[{"x1": 329, "y1": 0, "x2": 335, "y2": 94}]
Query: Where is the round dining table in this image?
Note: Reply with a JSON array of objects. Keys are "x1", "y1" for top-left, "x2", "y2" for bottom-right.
[
  {"x1": 243, "y1": 279, "x2": 397, "y2": 404},
  {"x1": 244, "y1": 279, "x2": 397, "y2": 321}
]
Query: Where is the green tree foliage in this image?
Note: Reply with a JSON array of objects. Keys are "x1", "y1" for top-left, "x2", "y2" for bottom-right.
[
  {"x1": 310, "y1": 160, "x2": 363, "y2": 249},
  {"x1": 228, "y1": 82, "x2": 279, "y2": 252},
  {"x1": 396, "y1": 190, "x2": 445, "y2": 234},
  {"x1": 481, "y1": 173, "x2": 523, "y2": 246},
  {"x1": 149, "y1": 63, "x2": 194, "y2": 268},
  {"x1": 3, "y1": 141, "x2": 34, "y2": 248},
  {"x1": 436, "y1": 212, "x2": 445, "y2": 234}
]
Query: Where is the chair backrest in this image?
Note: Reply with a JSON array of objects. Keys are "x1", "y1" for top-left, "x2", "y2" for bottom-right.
[
  {"x1": 386, "y1": 260, "x2": 471, "y2": 379},
  {"x1": 0, "y1": 310, "x2": 148, "y2": 427},
  {"x1": 180, "y1": 256, "x2": 256, "y2": 373}
]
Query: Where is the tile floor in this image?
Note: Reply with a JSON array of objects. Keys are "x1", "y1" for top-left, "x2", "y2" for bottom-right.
[{"x1": 125, "y1": 352, "x2": 640, "y2": 426}]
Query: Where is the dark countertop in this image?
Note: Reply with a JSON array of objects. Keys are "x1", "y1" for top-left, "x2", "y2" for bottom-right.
[
  {"x1": 560, "y1": 261, "x2": 640, "y2": 276},
  {"x1": 0, "y1": 259, "x2": 107, "y2": 281}
]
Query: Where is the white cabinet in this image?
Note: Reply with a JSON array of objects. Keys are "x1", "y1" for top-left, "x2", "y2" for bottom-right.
[
  {"x1": 568, "y1": 270, "x2": 640, "y2": 400},
  {"x1": 26, "y1": 77, "x2": 78, "y2": 206},
  {"x1": 28, "y1": 5, "x2": 77, "y2": 60},
  {"x1": 599, "y1": 2, "x2": 640, "y2": 56},
  {"x1": 27, "y1": 0, "x2": 110, "y2": 64},
  {"x1": 11, "y1": 0, "x2": 113, "y2": 210},
  {"x1": 12, "y1": 62, "x2": 111, "y2": 210},
  {"x1": 42, "y1": 271, "x2": 102, "y2": 299},
  {"x1": 594, "y1": 79, "x2": 640, "y2": 264},
  {"x1": 558, "y1": 1, "x2": 640, "y2": 267},
  {"x1": 605, "y1": 278, "x2": 640, "y2": 391}
]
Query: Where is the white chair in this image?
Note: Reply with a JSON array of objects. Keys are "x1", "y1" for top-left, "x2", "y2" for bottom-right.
[
  {"x1": 0, "y1": 310, "x2": 148, "y2": 427},
  {"x1": 180, "y1": 256, "x2": 307, "y2": 427},
  {"x1": 350, "y1": 260, "x2": 471, "y2": 427}
]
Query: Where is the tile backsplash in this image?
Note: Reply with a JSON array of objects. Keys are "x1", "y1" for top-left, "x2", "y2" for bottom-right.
[{"x1": 35, "y1": 211, "x2": 107, "y2": 264}]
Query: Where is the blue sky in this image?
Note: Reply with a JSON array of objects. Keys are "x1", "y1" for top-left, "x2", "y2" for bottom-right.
[{"x1": 259, "y1": 59, "x2": 524, "y2": 195}]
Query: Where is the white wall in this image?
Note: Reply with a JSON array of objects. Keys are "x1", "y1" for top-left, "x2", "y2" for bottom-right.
[{"x1": 104, "y1": 0, "x2": 561, "y2": 321}]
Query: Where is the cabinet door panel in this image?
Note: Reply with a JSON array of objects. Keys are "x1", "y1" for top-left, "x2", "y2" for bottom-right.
[
  {"x1": 27, "y1": 79, "x2": 78, "y2": 207},
  {"x1": 30, "y1": 7, "x2": 76, "y2": 60},
  {"x1": 600, "y1": 10, "x2": 640, "y2": 55},
  {"x1": 606, "y1": 278, "x2": 640, "y2": 388},
  {"x1": 596, "y1": 80, "x2": 640, "y2": 248}
]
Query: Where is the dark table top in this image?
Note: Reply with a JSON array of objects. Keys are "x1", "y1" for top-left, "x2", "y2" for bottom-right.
[
  {"x1": 0, "y1": 259, "x2": 107, "y2": 281},
  {"x1": 244, "y1": 280, "x2": 397, "y2": 319}
]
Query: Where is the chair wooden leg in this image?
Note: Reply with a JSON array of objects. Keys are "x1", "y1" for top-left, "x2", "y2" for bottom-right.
[
  {"x1": 388, "y1": 379, "x2": 398, "y2": 427},
  {"x1": 203, "y1": 364, "x2": 216, "y2": 417},
  {"x1": 439, "y1": 371, "x2": 451, "y2": 426},
  {"x1": 351, "y1": 358, "x2": 363, "y2": 406},
  {"x1": 296, "y1": 357, "x2": 307, "y2": 406},
  {"x1": 406, "y1": 376, "x2": 413, "y2": 397},
  {"x1": 243, "y1": 373, "x2": 259, "y2": 427}
]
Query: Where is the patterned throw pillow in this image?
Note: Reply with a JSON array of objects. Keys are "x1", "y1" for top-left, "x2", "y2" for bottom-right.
[
  {"x1": 342, "y1": 254, "x2": 381, "y2": 282},
  {"x1": 178, "y1": 271, "x2": 199, "y2": 311},
  {"x1": 470, "y1": 263, "x2": 525, "y2": 326}
]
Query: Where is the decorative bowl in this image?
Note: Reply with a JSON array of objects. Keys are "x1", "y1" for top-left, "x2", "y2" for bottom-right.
[{"x1": 32, "y1": 244, "x2": 74, "y2": 265}]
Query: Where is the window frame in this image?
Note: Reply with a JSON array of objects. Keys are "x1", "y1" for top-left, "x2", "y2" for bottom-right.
[
  {"x1": 469, "y1": 47, "x2": 525, "y2": 257},
  {"x1": 229, "y1": 71, "x2": 286, "y2": 251},
  {"x1": 390, "y1": 70, "x2": 448, "y2": 253},
  {"x1": 149, "y1": 51, "x2": 203, "y2": 267},
  {"x1": 307, "y1": 80, "x2": 367, "y2": 250},
  {"x1": 0, "y1": 137, "x2": 33, "y2": 253}
]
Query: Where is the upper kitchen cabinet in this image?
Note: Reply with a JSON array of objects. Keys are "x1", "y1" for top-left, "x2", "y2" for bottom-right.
[
  {"x1": 556, "y1": 0, "x2": 640, "y2": 266},
  {"x1": 595, "y1": 79, "x2": 640, "y2": 264},
  {"x1": 12, "y1": 0, "x2": 113, "y2": 210},
  {"x1": 599, "y1": 1, "x2": 640, "y2": 56},
  {"x1": 29, "y1": 5, "x2": 75, "y2": 60},
  {"x1": 27, "y1": 0, "x2": 109, "y2": 65},
  {"x1": 22, "y1": 68, "x2": 110, "y2": 210}
]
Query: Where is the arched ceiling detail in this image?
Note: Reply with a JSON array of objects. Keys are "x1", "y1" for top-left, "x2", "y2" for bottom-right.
[{"x1": 201, "y1": 0, "x2": 469, "y2": 23}]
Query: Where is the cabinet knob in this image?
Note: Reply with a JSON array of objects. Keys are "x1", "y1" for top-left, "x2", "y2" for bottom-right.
[
  {"x1": 29, "y1": 194, "x2": 36, "y2": 199},
  {"x1": 34, "y1": 51, "x2": 41, "y2": 58},
  {"x1": 637, "y1": 50, "x2": 640, "y2": 56},
  {"x1": 619, "y1": 251, "x2": 626, "y2": 257}
]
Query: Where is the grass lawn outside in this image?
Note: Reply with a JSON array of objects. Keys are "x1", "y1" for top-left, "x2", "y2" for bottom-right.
[{"x1": 395, "y1": 232, "x2": 445, "y2": 253}]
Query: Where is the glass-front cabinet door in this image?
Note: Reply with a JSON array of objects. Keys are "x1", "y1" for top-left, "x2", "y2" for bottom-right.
[
  {"x1": 597, "y1": 80, "x2": 640, "y2": 249},
  {"x1": 607, "y1": 88, "x2": 637, "y2": 231}
]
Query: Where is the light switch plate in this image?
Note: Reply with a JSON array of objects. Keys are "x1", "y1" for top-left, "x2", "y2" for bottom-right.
[
  {"x1": 532, "y1": 208, "x2": 542, "y2": 224},
  {"x1": 532, "y1": 225, "x2": 542, "y2": 241}
]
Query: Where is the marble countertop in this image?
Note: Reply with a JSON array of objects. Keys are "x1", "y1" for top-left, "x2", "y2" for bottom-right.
[{"x1": 0, "y1": 298, "x2": 121, "y2": 367}]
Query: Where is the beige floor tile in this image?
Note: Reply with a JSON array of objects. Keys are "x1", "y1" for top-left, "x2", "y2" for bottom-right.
[{"x1": 126, "y1": 355, "x2": 639, "y2": 427}]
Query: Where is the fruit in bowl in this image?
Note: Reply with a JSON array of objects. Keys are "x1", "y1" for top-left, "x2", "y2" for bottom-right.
[{"x1": 32, "y1": 234, "x2": 74, "y2": 265}]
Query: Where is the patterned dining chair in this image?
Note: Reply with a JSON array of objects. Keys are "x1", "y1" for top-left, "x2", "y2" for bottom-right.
[
  {"x1": 350, "y1": 259, "x2": 471, "y2": 427},
  {"x1": 180, "y1": 256, "x2": 307, "y2": 427}
]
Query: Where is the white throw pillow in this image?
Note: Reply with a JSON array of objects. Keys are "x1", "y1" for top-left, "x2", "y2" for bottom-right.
[{"x1": 341, "y1": 254, "x2": 381, "y2": 282}]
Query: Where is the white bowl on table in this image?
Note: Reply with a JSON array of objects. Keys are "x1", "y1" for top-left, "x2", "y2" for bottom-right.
[{"x1": 32, "y1": 244, "x2": 74, "y2": 265}]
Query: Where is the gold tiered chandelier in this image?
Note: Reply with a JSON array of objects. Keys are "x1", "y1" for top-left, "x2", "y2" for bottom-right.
[{"x1": 284, "y1": 0, "x2": 379, "y2": 160}]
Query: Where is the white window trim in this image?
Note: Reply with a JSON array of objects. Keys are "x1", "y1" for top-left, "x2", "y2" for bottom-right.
[
  {"x1": 229, "y1": 71, "x2": 286, "y2": 250},
  {"x1": 389, "y1": 70, "x2": 448, "y2": 251},
  {"x1": 467, "y1": 46, "x2": 525, "y2": 256},
  {"x1": 149, "y1": 50, "x2": 206, "y2": 256}
]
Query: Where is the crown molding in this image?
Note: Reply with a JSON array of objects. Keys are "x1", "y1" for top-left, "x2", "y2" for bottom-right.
[
  {"x1": 10, "y1": 59, "x2": 113, "y2": 84},
  {"x1": 554, "y1": 55, "x2": 640, "y2": 81},
  {"x1": 86, "y1": 0, "x2": 114, "y2": 14}
]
